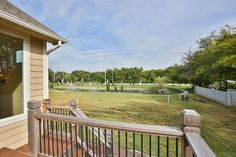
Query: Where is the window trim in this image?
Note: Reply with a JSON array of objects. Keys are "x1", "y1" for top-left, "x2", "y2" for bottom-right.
[{"x1": 0, "y1": 28, "x2": 30, "y2": 127}]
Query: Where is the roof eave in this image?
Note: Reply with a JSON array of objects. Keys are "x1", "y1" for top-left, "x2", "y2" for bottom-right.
[{"x1": 0, "y1": 10, "x2": 68, "y2": 44}]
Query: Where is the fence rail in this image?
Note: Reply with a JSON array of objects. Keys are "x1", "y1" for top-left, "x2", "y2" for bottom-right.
[{"x1": 27, "y1": 99, "x2": 216, "y2": 157}]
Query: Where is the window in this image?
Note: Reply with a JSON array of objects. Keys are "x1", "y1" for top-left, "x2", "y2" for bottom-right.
[{"x1": 0, "y1": 32, "x2": 23, "y2": 119}]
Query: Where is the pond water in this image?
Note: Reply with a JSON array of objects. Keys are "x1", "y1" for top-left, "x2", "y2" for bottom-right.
[{"x1": 54, "y1": 87, "x2": 184, "y2": 95}]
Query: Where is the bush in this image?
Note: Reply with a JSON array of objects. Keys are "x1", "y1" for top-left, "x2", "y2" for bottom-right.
[{"x1": 50, "y1": 83, "x2": 54, "y2": 89}]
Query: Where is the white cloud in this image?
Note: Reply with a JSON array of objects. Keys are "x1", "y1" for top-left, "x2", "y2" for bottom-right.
[{"x1": 10, "y1": 0, "x2": 236, "y2": 72}]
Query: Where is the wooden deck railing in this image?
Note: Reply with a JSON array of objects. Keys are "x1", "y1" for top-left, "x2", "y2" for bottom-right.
[{"x1": 27, "y1": 100, "x2": 216, "y2": 157}]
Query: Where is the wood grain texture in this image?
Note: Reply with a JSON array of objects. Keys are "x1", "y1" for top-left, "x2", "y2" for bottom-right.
[
  {"x1": 0, "y1": 120, "x2": 28, "y2": 149},
  {"x1": 0, "y1": 131, "x2": 28, "y2": 149},
  {"x1": 30, "y1": 84, "x2": 43, "y2": 91},
  {"x1": 0, "y1": 120, "x2": 27, "y2": 133},
  {"x1": 30, "y1": 59, "x2": 43, "y2": 66},
  {"x1": 30, "y1": 90, "x2": 43, "y2": 97},
  {"x1": 30, "y1": 65, "x2": 43, "y2": 72},
  {"x1": 182, "y1": 109, "x2": 201, "y2": 127},
  {"x1": 34, "y1": 112, "x2": 184, "y2": 137},
  {"x1": 46, "y1": 105, "x2": 71, "y2": 110},
  {"x1": 30, "y1": 53, "x2": 43, "y2": 60},
  {"x1": 28, "y1": 108, "x2": 40, "y2": 156},
  {"x1": 185, "y1": 133, "x2": 216, "y2": 157},
  {"x1": 0, "y1": 148, "x2": 28, "y2": 157},
  {"x1": 30, "y1": 72, "x2": 43, "y2": 78},
  {"x1": 7, "y1": 137, "x2": 28, "y2": 150},
  {"x1": 30, "y1": 37, "x2": 44, "y2": 100}
]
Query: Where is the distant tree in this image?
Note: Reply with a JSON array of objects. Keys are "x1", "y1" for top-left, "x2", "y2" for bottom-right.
[
  {"x1": 154, "y1": 77, "x2": 167, "y2": 89},
  {"x1": 55, "y1": 71, "x2": 65, "y2": 83},
  {"x1": 48, "y1": 68, "x2": 54, "y2": 83},
  {"x1": 71, "y1": 70, "x2": 90, "y2": 82},
  {"x1": 63, "y1": 73, "x2": 71, "y2": 83},
  {"x1": 128, "y1": 67, "x2": 143, "y2": 85}
]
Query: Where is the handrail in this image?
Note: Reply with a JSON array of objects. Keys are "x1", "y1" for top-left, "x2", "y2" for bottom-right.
[
  {"x1": 185, "y1": 133, "x2": 216, "y2": 157},
  {"x1": 70, "y1": 108, "x2": 89, "y2": 119},
  {"x1": 34, "y1": 112, "x2": 184, "y2": 137},
  {"x1": 182, "y1": 109, "x2": 217, "y2": 157},
  {"x1": 29, "y1": 100, "x2": 216, "y2": 157},
  {"x1": 46, "y1": 105, "x2": 71, "y2": 110}
]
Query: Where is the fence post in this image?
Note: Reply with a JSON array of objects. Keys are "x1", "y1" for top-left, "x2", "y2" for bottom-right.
[
  {"x1": 181, "y1": 109, "x2": 201, "y2": 157},
  {"x1": 42, "y1": 98, "x2": 50, "y2": 112},
  {"x1": 28, "y1": 100, "x2": 41, "y2": 157}
]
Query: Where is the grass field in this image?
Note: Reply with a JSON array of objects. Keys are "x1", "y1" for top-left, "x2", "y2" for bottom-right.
[{"x1": 49, "y1": 88, "x2": 236, "y2": 157}]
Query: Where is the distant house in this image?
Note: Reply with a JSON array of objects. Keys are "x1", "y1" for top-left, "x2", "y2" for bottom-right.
[{"x1": 0, "y1": 0, "x2": 67, "y2": 149}]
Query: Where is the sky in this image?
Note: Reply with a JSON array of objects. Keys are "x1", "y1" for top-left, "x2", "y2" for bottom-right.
[{"x1": 10, "y1": 0, "x2": 236, "y2": 72}]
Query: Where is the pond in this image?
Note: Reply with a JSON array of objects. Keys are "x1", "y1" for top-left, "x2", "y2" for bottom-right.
[{"x1": 53, "y1": 86, "x2": 184, "y2": 95}]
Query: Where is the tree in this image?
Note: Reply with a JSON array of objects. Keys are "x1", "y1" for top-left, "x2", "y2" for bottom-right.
[
  {"x1": 48, "y1": 68, "x2": 54, "y2": 83},
  {"x1": 154, "y1": 77, "x2": 167, "y2": 89},
  {"x1": 182, "y1": 25, "x2": 236, "y2": 89}
]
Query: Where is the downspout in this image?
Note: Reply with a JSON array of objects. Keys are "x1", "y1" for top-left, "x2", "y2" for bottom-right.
[{"x1": 47, "y1": 40, "x2": 62, "y2": 54}]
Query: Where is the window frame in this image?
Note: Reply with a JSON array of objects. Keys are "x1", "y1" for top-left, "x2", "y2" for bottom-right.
[{"x1": 0, "y1": 29, "x2": 30, "y2": 127}]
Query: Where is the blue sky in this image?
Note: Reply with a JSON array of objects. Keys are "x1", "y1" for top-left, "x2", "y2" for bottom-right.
[{"x1": 10, "y1": 0, "x2": 236, "y2": 72}]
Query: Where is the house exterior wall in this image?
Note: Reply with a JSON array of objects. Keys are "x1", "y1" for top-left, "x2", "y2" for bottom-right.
[
  {"x1": 0, "y1": 120, "x2": 28, "y2": 149},
  {"x1": 0, "y1": 23, "x2": 48, "y2": 149},
  {"x1": 30, "y1": 37, "x2": 44, "y2": 100}
]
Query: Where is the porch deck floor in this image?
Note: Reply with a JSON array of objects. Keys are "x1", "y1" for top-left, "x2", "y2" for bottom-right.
[
  {"x1": 0, "y1": 147, "x2": 28, "y2": 157},
  {"x1": 0, "y1": 134, "x2": 146, "y2": 157}
]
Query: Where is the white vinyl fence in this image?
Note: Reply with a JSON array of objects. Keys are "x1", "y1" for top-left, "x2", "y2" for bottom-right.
[{"x1": 194, "y1": 86, "x2": 236, "y2": 106}]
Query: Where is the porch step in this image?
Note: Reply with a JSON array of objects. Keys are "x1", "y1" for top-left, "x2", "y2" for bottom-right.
[{"x1": 0, "y1": 147, "x2": 28, "y2": 157}]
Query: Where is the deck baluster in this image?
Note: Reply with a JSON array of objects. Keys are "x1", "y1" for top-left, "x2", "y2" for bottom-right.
[
  {"x1": 27, "y1": 101, "x2": 216, "y2": 157},
  {"x1": 133, "y1": 133, "x2": 135, "y2": 157}
]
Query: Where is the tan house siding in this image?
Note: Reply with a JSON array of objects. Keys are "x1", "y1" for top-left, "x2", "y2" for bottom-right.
[
  {"x1": 0, "y1": 36, "x2": 45, "y2": 150},
  {"x1": 30, "y1": 37, "x2": 44, "y2": 100},
  {"x1": 0, "y1": 1, "x2": 64, "y2": 150},
  {"x1": 0, "y1": 24, "x2": 29, "y2": 149},
  {"x1": 0, "y1": 119, "x2": 28, "y2": 149}
]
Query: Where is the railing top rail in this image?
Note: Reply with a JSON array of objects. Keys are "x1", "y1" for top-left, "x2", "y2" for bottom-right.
[
  {"x1": 34, "y1": 112, "x2": 184, "y2": 137},
  {"x1": 185, "y1": 133, "x2": 216, "y2": 157},
  {"x1": 46, "y1": 105, "x2": 70, "y2": 110},
  {"x1": 70, "y1": 108, "x2": 89, "y2": 119}
]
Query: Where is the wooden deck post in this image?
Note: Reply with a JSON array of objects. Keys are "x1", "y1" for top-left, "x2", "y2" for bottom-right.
[
  {"x1": 42, "y1": 98, "x2": 50, "y2": 112},
  {"x1": 70, "y1": 99, "x2": 79, "y2": 140},
  {"x1": 28, "y1": 100, "x2": 41, "y2": 157},
  {"x1": 70, "y1": 99, "x2": 78, "y2": 109},
  {"x1": 181, "y1": 109, "x2": 201, "y2": 157}
]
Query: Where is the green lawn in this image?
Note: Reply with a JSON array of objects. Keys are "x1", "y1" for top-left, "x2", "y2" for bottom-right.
[{"x1": 49, "y1": 90, "x2": 236, "y2": 157}]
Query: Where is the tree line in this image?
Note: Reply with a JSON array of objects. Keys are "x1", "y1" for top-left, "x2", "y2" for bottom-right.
[
  {"x1": 49, "y1": 67, "x2": 172, "y2": 85},
  {"x1": 49, "y1": 25, "x2": 236, "y2": 89}
]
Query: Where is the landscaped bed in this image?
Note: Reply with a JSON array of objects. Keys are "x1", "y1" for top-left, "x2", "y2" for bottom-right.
[{"x1": 49, "y1": 89, "x2": 236, "y2": 157}]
